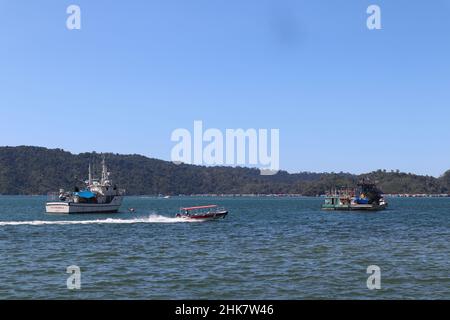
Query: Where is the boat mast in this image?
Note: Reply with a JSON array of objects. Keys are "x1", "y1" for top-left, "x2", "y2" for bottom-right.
[
  {"x1": 101, "y1": 156, "x2": 108, "y2": 185},
  {"x1": 101, "y1": 157, "x2": 105, "y2": 184},
  {"x1": 88, "y1": 163, "x2": 93, "y2": 186}
]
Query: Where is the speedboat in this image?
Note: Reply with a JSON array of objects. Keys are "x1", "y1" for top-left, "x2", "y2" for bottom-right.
[{"x1": 176, "y1": 205, "x2": 228, "y2": 221}]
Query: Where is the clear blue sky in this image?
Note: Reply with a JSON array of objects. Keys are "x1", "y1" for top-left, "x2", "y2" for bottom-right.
[{"x1": 1, "y1": 0, "x2": 449, "y2": 176}]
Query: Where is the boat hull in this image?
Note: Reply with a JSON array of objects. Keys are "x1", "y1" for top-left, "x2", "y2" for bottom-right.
[
  {"x1": 322, "y1": 204, "x2": 387, "y2": 211},
  {"x1": 46, "y1": 196, "x2": 123, "y2": 214}
]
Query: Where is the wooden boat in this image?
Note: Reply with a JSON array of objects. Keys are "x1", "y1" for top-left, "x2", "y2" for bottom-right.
[{"x1": 176, "y1": 205, "x2": 228, "y2": 221}]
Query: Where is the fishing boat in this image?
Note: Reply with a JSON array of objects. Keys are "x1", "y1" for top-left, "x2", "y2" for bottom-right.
[
  {"x1": 176, "y1": 205, "x2": 228, "y2": 221},
  {"x1": 46, "y1": 158, "x2": 125, "y2": 214},
  {"x1": 322, "y1": 179, "x2": 387, "y2": 211}
]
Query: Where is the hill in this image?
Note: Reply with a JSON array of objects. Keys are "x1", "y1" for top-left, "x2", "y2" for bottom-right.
[{"x1": 0, "y1": 146, "x2": 449, "y2": 196}]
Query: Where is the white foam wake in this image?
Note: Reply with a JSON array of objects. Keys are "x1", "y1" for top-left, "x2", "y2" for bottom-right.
[{"x1": 0, "y1": 214, "x2": 200, "y2": 226}]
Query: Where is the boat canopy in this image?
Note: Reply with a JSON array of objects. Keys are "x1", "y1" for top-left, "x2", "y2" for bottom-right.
[
  {"x1": 75, "y1": 190, "x2": 96, "y2": 199},
  {"x1": 181, "y1": 205, "x2": 218, "y2": 211}
]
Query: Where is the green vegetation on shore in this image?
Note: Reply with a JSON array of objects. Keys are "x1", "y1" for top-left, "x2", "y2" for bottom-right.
[{"x1": 0, "y1": 146, "x2": 449, "y2": 196}]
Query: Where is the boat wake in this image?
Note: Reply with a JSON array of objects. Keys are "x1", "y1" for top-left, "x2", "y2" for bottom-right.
[{"x1": 0, "y1": 214, "x2": 202, "y2": 226}]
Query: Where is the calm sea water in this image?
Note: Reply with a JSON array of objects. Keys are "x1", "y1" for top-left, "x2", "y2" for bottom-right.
[{"x1": 0, "y1": 196, "x2": 448, "y2": 299}]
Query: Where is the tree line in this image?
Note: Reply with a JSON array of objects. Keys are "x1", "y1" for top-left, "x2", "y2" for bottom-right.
[{"x1": 0, "y1": 146, "x2": 449, "y2": 196}]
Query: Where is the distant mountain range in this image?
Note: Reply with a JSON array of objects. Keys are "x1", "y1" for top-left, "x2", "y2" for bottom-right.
[{"x1": 0, "y1": 146, "x2": 449, "y2": 196}]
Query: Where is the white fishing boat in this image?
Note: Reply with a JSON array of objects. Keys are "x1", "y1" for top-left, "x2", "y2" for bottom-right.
[{"x1": 46, "y1": 158, "x2": 125, "y2": 214}]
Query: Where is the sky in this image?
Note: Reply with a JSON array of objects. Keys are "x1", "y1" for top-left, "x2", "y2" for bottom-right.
[{"x1": 0, "y1": 0, "x2": 449, "y2": 176}]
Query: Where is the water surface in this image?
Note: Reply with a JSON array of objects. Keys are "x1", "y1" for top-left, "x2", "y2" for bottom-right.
[{"x1": 0, "y1": 196, "x2": 448, "y2": 299}]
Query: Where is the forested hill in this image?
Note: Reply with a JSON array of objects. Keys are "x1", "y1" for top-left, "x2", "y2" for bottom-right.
[{"x1": 0, "y1": 146, "x2": 449, "y2": 196}]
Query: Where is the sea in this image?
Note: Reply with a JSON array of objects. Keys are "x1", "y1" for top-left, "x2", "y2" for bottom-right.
[{"x1": 0, "y1": 196, "x2": 448, "y2": 299}]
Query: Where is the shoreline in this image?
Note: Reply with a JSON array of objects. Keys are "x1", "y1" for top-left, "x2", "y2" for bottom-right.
[{"x1": 1, "y1": 193, "x2": 450, "y2": 198}]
